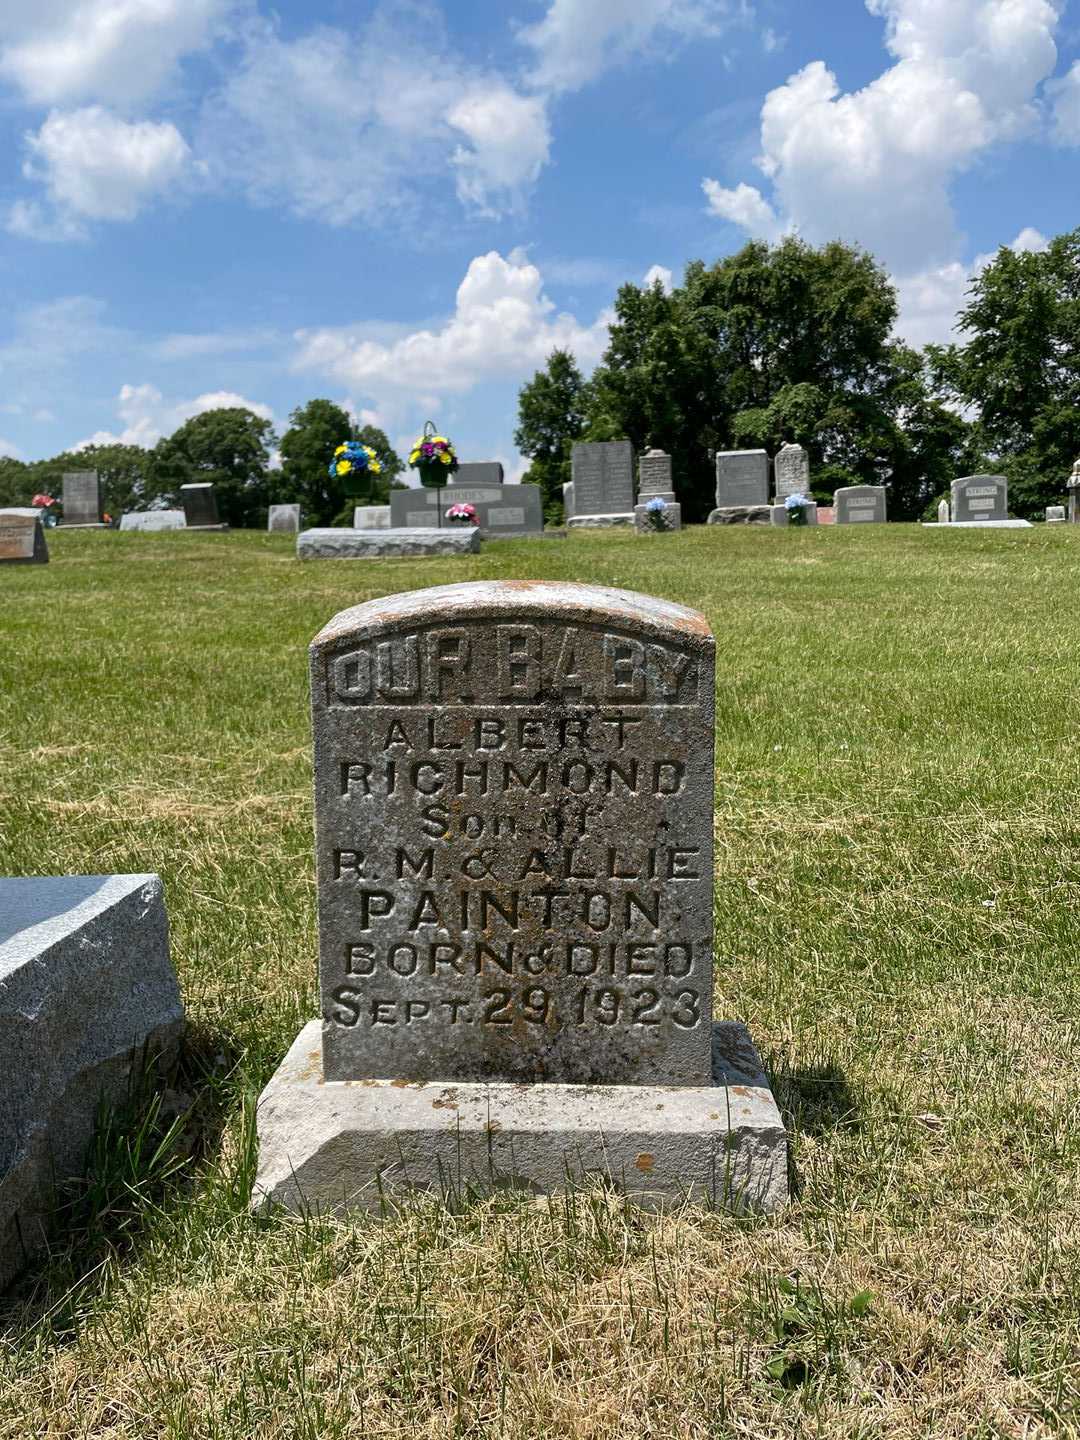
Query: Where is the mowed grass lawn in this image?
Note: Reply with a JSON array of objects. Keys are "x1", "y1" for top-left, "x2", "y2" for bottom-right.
[{"x1": 4, "y1": 522, "x2": 1080, "y2": 1438}]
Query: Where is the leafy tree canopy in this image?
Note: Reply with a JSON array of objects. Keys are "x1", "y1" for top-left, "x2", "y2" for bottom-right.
[
  {"x1": 929, "y1": 229, "x2": 1080, "y2": 516},
  {"x1": 514, "y1": 350, "x2": 589, "y2": 520},
  {"x1": 153, "y1": 407, "x2": 276, "y2": 528}
]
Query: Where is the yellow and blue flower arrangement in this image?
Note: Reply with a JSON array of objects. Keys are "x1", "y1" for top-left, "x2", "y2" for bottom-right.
[{"x1": 409, "y1": 421, "x2": 459, "y2": 489}]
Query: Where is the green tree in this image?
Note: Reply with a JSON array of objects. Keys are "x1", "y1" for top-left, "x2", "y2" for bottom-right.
[
  {"x1": 152, "y1": 408, "x2": 275, "y2": 527},
  {"x1": 581, "y1": 238, "x2": 947, "y2": 520},
  {"x1": 514, "y1": 350, "x2": 590, "y2": 519},
  {"x1": 929, "y1": 229, "x2": 1080, "y2": 516},
  {"x1": 276, "y1": 400, "x2": 402, "y2": 525}
]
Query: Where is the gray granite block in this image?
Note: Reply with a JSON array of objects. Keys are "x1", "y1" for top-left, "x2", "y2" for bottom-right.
[
  {"x1": 566, "y1": 513, "x2": 636, "y2": 528},
  {"x1": 119, "y1": 511, "x2": 186, "y2": 531},
  {"x1": 297, "y1": 527, "x2": 480, "y2": 560},
  {"x1": 707, "y1": 506, "x2": 772, "y2": 525},
  {"x1": 254, "y1": 1020, "x2": 787, "y2": 1215},
  {"x1": 770, "y1": 502, "x2": 818, "y2": 527},
  {"x1": 634, "y1": 502, "x2": 682, "y2": 532},
  {"x1": 0, "y1": 874, "x2": 184, "y2": 1290},
  {"x1": 269, "y1": 504, "x2": 301, "y2": 533},
  {"x1": 353, "y1": 506, "x2": 392, "y2": 530}
]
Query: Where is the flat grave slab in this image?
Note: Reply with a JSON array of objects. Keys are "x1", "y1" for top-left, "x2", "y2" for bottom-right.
[{"x1": 297, "y1": 527, "x2": 480, "y2": 559}]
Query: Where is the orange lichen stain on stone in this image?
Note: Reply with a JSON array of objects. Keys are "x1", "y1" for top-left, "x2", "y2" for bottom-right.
[
  {"x1": 732, "y1": 1086, "x2": 752, "y2": 1098},
  {"x1": 431, "y1": 1097, "x2": 459, "y2": 1111},
  {"x1": 635, "y1": 1153, "x2": 656, "y2": 1174}
]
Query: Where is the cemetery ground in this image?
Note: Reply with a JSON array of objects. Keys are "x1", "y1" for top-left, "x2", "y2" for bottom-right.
[{"x1": 3, "y1": 524, "x2": 1080, "y2": 1439}]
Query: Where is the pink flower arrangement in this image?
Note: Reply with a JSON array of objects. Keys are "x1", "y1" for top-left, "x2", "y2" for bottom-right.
[{"x1": 446, "y1": 502, "x2": 478, "y2": 524}]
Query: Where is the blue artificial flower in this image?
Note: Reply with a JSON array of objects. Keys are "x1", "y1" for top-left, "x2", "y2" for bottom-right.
[
  {"x1": 646, "y1": 496, "x2": 667, "y2": 512},
  {"x1": 785, "y1": 492, "x2": 808, "y2": 510}
]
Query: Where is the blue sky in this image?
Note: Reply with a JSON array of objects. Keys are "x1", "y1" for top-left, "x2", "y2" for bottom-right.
[{"x1": 0, "y1": 0, "x2": 1078, "y2": 476}]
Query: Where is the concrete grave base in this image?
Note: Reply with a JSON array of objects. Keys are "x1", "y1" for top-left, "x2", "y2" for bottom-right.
[
  {"x1": 254, "y1": 1020, "x2": 788, "y2": 1216},
  {"x1": 634, "y1": 502, "x2": 683, "y2": 533},
  {"x1": 58, "y1": 522, "x2": 108, "y2": 529},
  {"x1": 0, "y1": 874, "x2": 184, "y2": 1290},
  {"x1": 707, "y1": 506, "x2": 771, "y2": 525},
  {"x1": 770, "y1": 502, "x2": 819, "y2": 527},
  {"x1": 566, "y1": 513, "x2": 636, "y2": 529},
  {"x1": 923, "y1": 519, "x2": 1033, "y2": 529},
  {"x1": 297, "y1": 527, "x2": 480, "y2": 560}
]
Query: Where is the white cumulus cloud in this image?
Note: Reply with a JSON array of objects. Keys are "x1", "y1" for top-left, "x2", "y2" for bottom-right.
[
  {"x1": 201, "y1": 9, "x2": 549, "y2": 223},
  {"x1": 76, "y1": 383, "x2": 276, "y2": 449},
  {"x1": 0, "y1": 0, "x2": 234, "y2": 107},
  {"x1": 702, "y1": 0, "x2": 1062, "y2": 270},
  {"x1": 24, "y1": 107, "x2": 191, "y2": 222},
  {"x1": 893, "y1": 227, "x2": 1050, "y2": 348},
  {"x1": 519, "y1": 0, "x2": 745, "y2": 93},
  {"x1": 643, "y1": 264, "x2": 674, "y2": 293},
  {"x1": 1049, "y1": 59, "x2": 1080, "y2": 142},
  {"x1": 702, "y1": 179, "x2": 784, "y2": 241},
  {"x1": 294, "y1": 249, "x2": 612, "y2": 399}
]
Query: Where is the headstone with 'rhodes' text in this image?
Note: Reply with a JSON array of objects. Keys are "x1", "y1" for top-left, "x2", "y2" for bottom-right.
[{"x1": 253, "y1": 580, "x2": 787, "y2": 1215}]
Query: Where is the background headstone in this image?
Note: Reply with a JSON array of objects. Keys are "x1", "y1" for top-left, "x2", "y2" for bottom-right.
[
  {"x1": 120, "y1": 510, "x2": 186, "y2": 531},
  {"x1": 180, "y1": 483, "x2": 221, "y2": 528},
  {"x1": 570, "y1": 441, "x2": 636, "y2": 518},
  {"x1": 938, "y1": 499, "x2": 950, "y2": 524},
  {"x1": 715, "y1": 450, "x2": 769, "y2": 509},
  {"x1": 0, "y1": 874, "x2": 183, "y2": 1289},
  {"x1": 61, "y1": 471, "x2": 102, "y2": 526},
  {"x1": 770, "y1": 501, "x2": 819, "y2": 527},
  {"x1": 451, "y1": 462, "x2": 504, "y2": 487},
  {"x1": 1046, "y1": 505, "x2": 1066, "y2": 523},
  {"x1": 773, "y1": 443, "x2": 811, "y2": 502},
  {"x1": 951, "y1": 474, "x2": 1008, "y2": 523},
  {"x1": 354, "y1": 505, "x2": 391, "y2": 530},
  {"x1": 562, "y1": 481, "x2": 575, "y2": 520},
  {"x1": 834, "y1": 485, "x2": 887, "y2": 524},
  {"x1": 0, "y1": 510, "x2": 48, "y2": 564},
  {"x1": 390, "y1": 484, "x2": 543, "y2": 537},
  {"x1": 638, "y1": 448, "x2": 675, "y2": 501},
  {"x1": 268, "y1": 504, "x2": 301, "y2": 533}
]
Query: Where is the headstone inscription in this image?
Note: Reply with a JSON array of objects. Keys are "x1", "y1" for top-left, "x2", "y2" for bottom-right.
[
  {"x1": 772, "y1": 443, "x2": 811, "y2": 502},
  {"x1": 951, "y1": 475, "x2": 1008, "y2": 523},
  {"x1": 253, "y1": 581, "x2": 787, "y2": 1213},
  {"x1": 834, "y1": 485, "x2": 887, "y2": 525},
  {"x1": 179, "y1": 482, "x2": 222, "y2": 528},
  {"x1": 715, "y1": 450, "x2": 769, "y2": 509},
  {"x1": 354, "y1": 505, "x2": 391, "y2": 530},
  {"x1": 0, "y1": 509, "x2": 48, "y2": 564},
  {"x1": 568, "y1": 441, "x2": 635, "y2": 525},
  {"x1": 61, "y1": 471, "x2": 103, "y2": 526},
  {"x1": 268, "y1": 504, "x2": 301, "y2": 533}
]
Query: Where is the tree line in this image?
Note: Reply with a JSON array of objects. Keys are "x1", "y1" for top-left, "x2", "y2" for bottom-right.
[
  {"x1": 515, "y1": 231, "x2": 1080, "y2": 523},
  {"x1": 0, "y1": 399, "x2": 406, "y2": 528}
]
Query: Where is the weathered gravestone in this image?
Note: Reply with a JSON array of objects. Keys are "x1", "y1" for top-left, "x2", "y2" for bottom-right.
[
  {"x1": 568, "y1": 442, "x2": 635, "y2": 527},
  {"x1": 634, "y1": 449, "x2": 682, "y2": 532},
  {"x1": 710, "y1": 450, "x2": 770, "y2": 526},
  {"x1": 354, "y1": 505, "x2": 392, "y2": 530},
  {"x1": 390, "y1": 484, "x2": 544, "y2": 538},
  {"x1": 119, "y1": 510, "x2": 186, "y2": 531},
  {"x1": 0, "y1": 509, "x2": 48, "y2": 564},
  {"x1": 0, "y1": 874, "x2": 184, "y2": 1289},
  {"x1": 254, "y1": 581, "x2": 787, "y2": 1213},
  {"x1": 268, "y1": 504, "x2": 301, "y2": 533},
  {"x1": 834, "y1": 485, "x2": 887, "y2": 525},
  {"x1": 951, "y1": 475, "x2": 1008, "y2": 523},
  {"x1": 180, "y1": 482, "x2": 224, "y2": 528},
  {"x1": 772, "y1": 443, "x2": 811, "y2": 502},
  {"x1": 562, "y1": 482, "x2": 575, "y2": 520},
  {"x1": 61, "y1": 471, "x2": 103, "y2": 527},
  {"x1": 938, "y1": 499, "x2": 950, "y2": 524},
  {"x1": 1047, "y1": 505, "x2": 1067, "y2": 524},
  {"x1": 452, "y1": 462, "x2": 504, "y2": 487}
]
